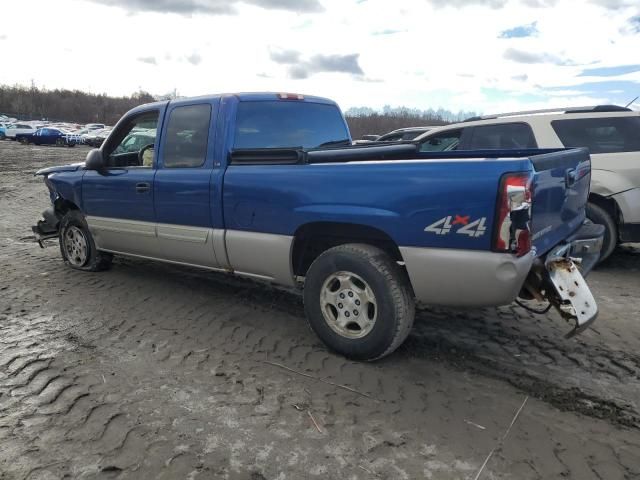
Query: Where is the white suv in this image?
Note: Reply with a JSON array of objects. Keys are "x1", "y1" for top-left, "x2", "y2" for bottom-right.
[{"x1": 414, "y1": 105, "x2": 640, "y2": 261}]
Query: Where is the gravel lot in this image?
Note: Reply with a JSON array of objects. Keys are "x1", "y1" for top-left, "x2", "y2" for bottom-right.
[{"x1": 1, "y1": 141, "x2": 639, "y2": 479}]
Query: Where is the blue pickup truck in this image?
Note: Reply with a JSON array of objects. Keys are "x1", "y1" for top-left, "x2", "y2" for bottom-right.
[{"x1": 32, "y1": 92, "x2": 604, "y2": 360}]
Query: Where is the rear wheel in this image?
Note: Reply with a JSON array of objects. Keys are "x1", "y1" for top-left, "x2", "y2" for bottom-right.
[
  {"x1": 55, "y1": 138, "x2": 65, "y2": 147},
  {"x1": 59, "y1": 210, "x2": 112, "y2": 271},
  {"x1": 303, "y1": 244, "x2": 414, "y2": 361},
  {"x1": 586, "y1": 202, "x2": 617, "y2": 262}
]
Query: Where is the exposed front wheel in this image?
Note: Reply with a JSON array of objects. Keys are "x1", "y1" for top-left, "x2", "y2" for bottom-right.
[
  {"x1": 59, "y1": 210, "x2": 112, "y2": 271},
  {"x1": 303, "y1": 244, "x2": 415, "y2": 361},
  {"x1": 586, "y1": 202, "x2": 617, "y2": 262}
]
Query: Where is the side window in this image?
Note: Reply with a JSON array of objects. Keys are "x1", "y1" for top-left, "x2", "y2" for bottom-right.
[
  {"x1": 551, "y1": 117, "x2": 640, "y2": 154},
  {"x1": 419, "y1": 129, "x2": 463, "y2": 152},
  {"x1": 163, "y1": 104, "x2": 211, "y2": 168},
  {"x1": 468, "y1": 123, "x2": 537, "y2": 149},
  {"x1": 105, "y1": 111, "x2": 159, "y2": 167}
]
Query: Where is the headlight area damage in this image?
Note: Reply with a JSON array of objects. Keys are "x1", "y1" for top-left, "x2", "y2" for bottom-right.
[
  {"x1": 519, "y1": 222, "x2": 605, "y2": 338},
  {"x1": 31, "y1": 164, "x2": 83, "y2": 248}
]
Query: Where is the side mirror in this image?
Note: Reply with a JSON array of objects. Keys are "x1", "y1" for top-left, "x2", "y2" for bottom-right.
[{"x1": 85, "y1": 148, "x2": 105, "y2": 172}]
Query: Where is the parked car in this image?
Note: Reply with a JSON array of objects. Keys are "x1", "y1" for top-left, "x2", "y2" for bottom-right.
[
  {"x1": 32, "y1": 92, "x2": 603, "y2": 361},
  {"x1": 16, "y1": 128, "x2": 78, "y2": 147},
  {"x1": 414, "y1": 105, "x2": 640, "y2": 261},
  {"x1": 0, "y1": 122, "x2": 11, "y2": 140},
  {"x1": 85, "y1": 123, "x2": 105, "y2": 130},
  {"x1": 375, "y1": 126, "x2": 437, "y2": 142},
  {"x1": 4, "y1": 123, "x2": 37, "y2": 140},
  {"x1": 84, "y1": 128, "x2": 112, "y2": 147}
]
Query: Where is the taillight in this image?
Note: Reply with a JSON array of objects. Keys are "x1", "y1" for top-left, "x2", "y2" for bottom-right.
[
  {"x1": 493, "y1": 172, "x2": 533, "y2": 256},
  {"x1": 278, "y1": 93, "x2": 304, "y2": 100}
]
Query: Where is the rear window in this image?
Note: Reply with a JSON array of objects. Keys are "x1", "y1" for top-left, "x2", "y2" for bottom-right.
[
  {"x1": 551, "y1": 116, "x2": 640, "y2": 154},
  {"x1": 468, "y1": 123, "x2": 537, "y2": 149},
  {"x1": 234, "y1": 101, "x2": 349, "y2": 149}
]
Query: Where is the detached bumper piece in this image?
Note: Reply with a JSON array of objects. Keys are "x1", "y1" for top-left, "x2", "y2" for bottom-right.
[
  {"x1": 32, "y1": 207, "x2": 60, "y2": 248},
  {"x1": 544, "y1": 222, "x2": 605, "y2": 338}
]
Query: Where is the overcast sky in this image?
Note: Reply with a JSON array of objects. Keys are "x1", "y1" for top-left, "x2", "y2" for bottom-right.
[{"x1": 1, "y1": 0, "x2": 639, "y2": 114}]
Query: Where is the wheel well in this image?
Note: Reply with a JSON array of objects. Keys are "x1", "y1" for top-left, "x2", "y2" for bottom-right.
[
  {"x1": 54, "y1": 198, "x2": 79, "y2": 216},
  {"x1": 588, "y1": 193, "x2": 620, "y2": 224},
  {"x1": 291, "y1": 222, "x2": 403, "y2": 277}
]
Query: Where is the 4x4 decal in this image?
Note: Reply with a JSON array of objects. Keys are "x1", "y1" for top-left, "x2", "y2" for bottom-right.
[{"x1": 424, "y1": 216, "x2": 487, "y2": 237}]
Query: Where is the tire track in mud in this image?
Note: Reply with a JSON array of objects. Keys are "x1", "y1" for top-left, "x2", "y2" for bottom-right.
[{"x1": 2, "y1": 141, "x2": 640, "y2": 479}]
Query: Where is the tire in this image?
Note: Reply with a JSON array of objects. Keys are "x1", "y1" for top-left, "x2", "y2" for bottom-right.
[
  {"x1": 59, "y1": 210, "x2": 112, "y2": 271},
  {"x1": 586, "y1": 202, "x2": 617, "y2": 262},
  {"x1": 303, "y1": 244, "x2": 415, "y2": 361},
  {"x1": 56, "y1": 138, "x2": 65, "y2": 147},
  {"x1": 19, "y1": 137, "x2": 29, "y2": 145}
]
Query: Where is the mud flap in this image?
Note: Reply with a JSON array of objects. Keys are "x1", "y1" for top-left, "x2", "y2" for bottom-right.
[{"x1": 546, "y1": 258, "x2": 598, "y2": 338}]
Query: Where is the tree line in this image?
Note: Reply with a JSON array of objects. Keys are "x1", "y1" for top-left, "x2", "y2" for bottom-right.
[
  {"x1": 0, "y1": 85, "x2": 156, "y2": 125},
  {"x1": 0, "y1": 84, "x2": 477, "y2": 137}
]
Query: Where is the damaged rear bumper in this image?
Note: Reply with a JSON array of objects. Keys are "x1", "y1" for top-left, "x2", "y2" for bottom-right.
[{"x1": 527, "y1": 222, "x2": 605, "y2": 337}]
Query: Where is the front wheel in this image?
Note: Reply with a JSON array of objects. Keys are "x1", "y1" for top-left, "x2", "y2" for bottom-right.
[
  {"x1": 59, "y1": 210, "x2": 112, "y2": 271},
  {"x1": 303, "y1": 244, "x2": 415, "y2": 361}
]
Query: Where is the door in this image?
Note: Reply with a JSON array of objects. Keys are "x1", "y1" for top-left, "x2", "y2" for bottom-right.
[
  {"x1": 154, "y1": 101, "x2": 221, "y2": 267},
  {"x1": 83, "y1": 108, "x2": 164, "y2": 257}
]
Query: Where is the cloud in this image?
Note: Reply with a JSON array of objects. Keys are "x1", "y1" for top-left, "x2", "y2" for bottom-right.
[
  {"x1": 84, "y1": 0, "x2": 323, "y2": 15},
  {"x1": 579, "y1": 64, "x2": 640, "y2": 76},
  {"x1": 270, "y1": 50, "x2": 364, "y2": 79},
  {"x1": 503, "y1": 47, "x2": 574, "y2": 65},
  {"x1": 372, "y1": 28, "x2": 408, "y2": 35},
  {"x1": 512, "y1": 74, "x2": 528, "y2": 81},
  {"x1": 185, "y1": 53, "x2": 202, "y2": 65},
  {"x1": 426, "y1": 0, "x2": 555, "y2": 8},
  {"x1": 269, "y1": 49, "x2": 301, "y2": 64},
  {"x1": 137, "y1": 56, "x2": 157, "y2": 65},
  {"x1": 499, "y1": 22, "x2": 538, "y2": 38},
  {"x1": 0, "y1": 34, "x2": 7, "y2": 41},
  {"x1": 589, "y1": 0, "x2": 638, "y2": 8}
]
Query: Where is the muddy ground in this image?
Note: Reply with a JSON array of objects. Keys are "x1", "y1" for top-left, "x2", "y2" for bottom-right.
[{"x1": 0, "y1": 140, "x2": 639, "y2": 479}]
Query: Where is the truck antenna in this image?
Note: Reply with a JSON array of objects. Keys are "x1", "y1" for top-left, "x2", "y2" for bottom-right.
[{"x1": 625, "y1": 95, "x2": 639, "y2": 108}]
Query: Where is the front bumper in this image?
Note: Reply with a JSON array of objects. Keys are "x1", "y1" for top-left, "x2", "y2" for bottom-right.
[{"x1": 32, "y1": 206, "x2": 60, "y2": 248}]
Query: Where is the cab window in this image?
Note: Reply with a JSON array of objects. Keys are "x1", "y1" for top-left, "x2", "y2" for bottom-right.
[
  {"x1": 162, "y1": 104, "x2": 211, "y2": 168},
  {"x1": 104, "y1": 111, "x2": 159, "y2": 168}
]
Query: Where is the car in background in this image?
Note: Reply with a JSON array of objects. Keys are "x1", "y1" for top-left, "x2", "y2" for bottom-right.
[
  {"x1": 16, "y1": 127, "x2": 78, "y2": 147},
  {"x1": 414, "y1": 105, "x2": 640, "y2": 261},
  {"x1": 85, "y1": 123, "x2": 105, "y2": 130},
  {"x1": 0, "y1": 122, "x2": 11, "y2": 140},
  {"x1": 84, "y1": 128, "x2": 112, "y2": 147},
  {"x1": 4, "y1": 123, "x2": 37, "y2": 140},
  {"x1": 375, "y1": 126, "x2": 438, "y2": 142}
]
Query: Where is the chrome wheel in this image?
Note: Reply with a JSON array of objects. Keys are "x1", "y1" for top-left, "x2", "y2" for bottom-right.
[
  {"x1": 320, "y1": 271, "x2": 377, "y2": 339},
  {"x1": 63, "y1": 226, "x2": 88, "y2": 267}
]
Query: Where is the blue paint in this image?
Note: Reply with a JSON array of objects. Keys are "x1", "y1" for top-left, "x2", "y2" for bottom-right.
[{"x1": 36, "y1": 92, "x2": 591, "y2": 258}]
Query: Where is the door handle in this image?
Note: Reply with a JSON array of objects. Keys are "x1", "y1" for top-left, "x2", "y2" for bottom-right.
[
  {"x1": 565, "y1": 168, "x2": 577, "y2": 187},
  {"x1": 135, "y1": 182, "x2": 151, "y2": 193}
]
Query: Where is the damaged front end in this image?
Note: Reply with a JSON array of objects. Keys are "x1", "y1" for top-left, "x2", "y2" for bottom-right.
[
  {"x1": 520, "y1": 222, "x2": 605, "y2": 337},
  {"x1": 32, "y1": 206, "x2": 61, "y2": 248}
]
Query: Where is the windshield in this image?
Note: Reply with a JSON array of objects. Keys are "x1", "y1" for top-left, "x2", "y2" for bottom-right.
[{"x1": 233, "y1": 101, "x2": 349, "y2": 149}]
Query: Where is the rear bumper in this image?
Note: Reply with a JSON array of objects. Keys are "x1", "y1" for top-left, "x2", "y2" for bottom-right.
[
  {"x1": 400, "y1": 222, "x2": 605, "y2": 309},
  {"x1": 399, "y1": 246, "x2": 535, "y2": 307}
]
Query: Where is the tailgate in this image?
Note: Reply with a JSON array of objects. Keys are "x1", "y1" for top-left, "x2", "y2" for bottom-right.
[{"x1": 529, "y1": 148, "x2": 591, "y2": 256}]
